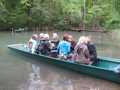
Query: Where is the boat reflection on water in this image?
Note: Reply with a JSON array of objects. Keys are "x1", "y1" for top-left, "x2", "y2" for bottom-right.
[
  {"x1": 19, "y1": 63, "x2": 75, "y2": 90},
  {"x1": 18, "y1": 63, "x2": 101, "y2": 90}
]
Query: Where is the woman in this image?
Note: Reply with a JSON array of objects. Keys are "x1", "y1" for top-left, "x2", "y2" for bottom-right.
[{"x1": 73, "y1": 36, "x2": 91, "y2": 64}]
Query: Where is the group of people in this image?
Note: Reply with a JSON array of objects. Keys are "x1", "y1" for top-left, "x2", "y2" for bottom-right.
[{"x1": 27, "y1": 33, "x2": 97, "y2": 65}]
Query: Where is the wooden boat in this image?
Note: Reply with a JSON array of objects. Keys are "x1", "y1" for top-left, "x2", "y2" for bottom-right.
[{"x1": 8, "y1": 44, "x2": 120, "y2": 83}]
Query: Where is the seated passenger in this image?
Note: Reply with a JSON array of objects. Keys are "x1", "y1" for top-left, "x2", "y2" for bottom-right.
[
  {"x1": 39, "y1": 33, "x2": 51, "y2": 55},
  {"x1": 35, "y1": 33, "x2": 44, "y2": 54},
  {"x1": 85, "y1": 37, "x2": 97, "y2": 64},
  {"x1": 57, "y1": 34, "x2": 71, "y2": 59},
  {"x1": 28, "y1": 34, "x2": 38, "y2": 53},
  {"x1": 68, "y1": 35, "x2": 76, "y2": 53},
  {"x1": 50, "y1": 33, "x2": 59, "y2": 57},
  {"x1": 51, "y1": 33, "x2": 59, "y2": 49},
  {"x1": 73, "y1": 36, "x2": 91, "y2": 64}
]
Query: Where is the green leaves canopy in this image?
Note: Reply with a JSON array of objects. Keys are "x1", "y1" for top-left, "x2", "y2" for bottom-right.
[{"x1": 0, "y1": 0, "x2": 119, "y2": 30}]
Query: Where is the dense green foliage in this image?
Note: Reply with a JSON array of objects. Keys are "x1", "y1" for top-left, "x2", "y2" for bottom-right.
[{"x1": 0, "y1": 0, "x2": 120, "y2": 30}]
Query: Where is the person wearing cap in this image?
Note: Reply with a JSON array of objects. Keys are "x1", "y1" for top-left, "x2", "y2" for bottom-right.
[
  {"x1": 57, "y1": 34, "x2": 71, "y2": 59},
  {"x1": 28, "y1": 34, "x2": 38, "y2": 53}
]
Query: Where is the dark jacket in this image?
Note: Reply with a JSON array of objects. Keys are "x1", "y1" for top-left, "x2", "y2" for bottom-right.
[
  {"x1": 87, "y1": 42, "x2": 97, "y2": 63},
  {"x1": 36, "y1": 40, "x2": 51, "y2": 55}
]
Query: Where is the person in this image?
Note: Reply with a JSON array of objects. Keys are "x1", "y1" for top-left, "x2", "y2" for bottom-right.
[
  {"x1": 28, "y1": 34, "x2": 38, "y2": 53},
  {"x1": 67, "y1": 35, "x2": 76, "y2": 53},
  {"x1": 35, "y1": 33, "x2": 44, "y2": 54},
  {"x1": 51, "y1": 33, "x2": 59, "y2": 49},
  {"x1": 85, "y1": 36, "x2": 98, "y2": 65},
  {"x1": 57, "y1": 34, "x2": 71, "y2": 59},
  {"x1": 73, "y1": 36, "x2": 91, "y2": 64},
  {"x1": 38, "y1": 33, "x2": 51, "y2": 55},
  {"x1": 50, "y1": 33, "x2": 59, "y2": 57}
]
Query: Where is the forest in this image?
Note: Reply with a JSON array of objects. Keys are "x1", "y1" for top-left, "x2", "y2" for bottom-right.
[{"x1": 0, "y1": 0, "x2": 120, "y2": 31}]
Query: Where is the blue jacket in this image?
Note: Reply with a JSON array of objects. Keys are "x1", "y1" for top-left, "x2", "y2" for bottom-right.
[{"x1": 57, "y1": 40, "x2": 71, "y2": 55}]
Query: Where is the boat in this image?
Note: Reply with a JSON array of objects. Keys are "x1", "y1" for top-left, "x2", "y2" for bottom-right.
[
  {"x1": 14, "y1": 28, "x2": 25, "y2": 33},
  {"x1": 8, "y1": 44, "x2": 120, "y2": 83}
]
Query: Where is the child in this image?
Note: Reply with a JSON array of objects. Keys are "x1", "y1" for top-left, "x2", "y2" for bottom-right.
[{"x1": 28, "y1": 34, "x2": 38, "y2": 53}]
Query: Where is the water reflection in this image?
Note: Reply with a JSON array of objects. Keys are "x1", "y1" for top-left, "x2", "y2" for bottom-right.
[{"x1": 19, "y1": 63, "x2": 75, "y2": 90}]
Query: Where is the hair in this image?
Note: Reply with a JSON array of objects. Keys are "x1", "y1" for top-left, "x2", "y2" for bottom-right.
[
  {"x1": 78, "y1": 36, "x2": 86, "y2": 45},
  {"x1": 32, "y1": 34, "x2": 38, "y2": 40},
  {"x1": 85, "y1": 36, "x2": 91, "y2": 44},
  {"x1": 52, "y1": 33, "x2": 59, "y2": 40},
  {"x1": 63, "y1": 33, "x2": 69, "y2": 41},
  {"x1": 68, "y1": 35, "x2": 73, "y2": 42}
]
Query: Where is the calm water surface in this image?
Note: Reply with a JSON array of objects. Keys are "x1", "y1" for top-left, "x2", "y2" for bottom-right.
[{"x1": 0, "y1": 30, "x2": 120, "y2": 90}]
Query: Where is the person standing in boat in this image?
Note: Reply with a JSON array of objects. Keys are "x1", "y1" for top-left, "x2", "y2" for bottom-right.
[
  {"x1": 57, "y1": 34, "x2": 71, "y2": 59},
  {"x1": 50, "y1": 33, "x2": 59, "y2": 57},
  {"x1": 28, "y1": 34, "x2": 38, "y2": 53},
  {"x1": 85, "y1": 36, "x2": 97, "y2": 64},
  {"x1": 73, "y1": 36, "x2": 91, "y2": 64}
]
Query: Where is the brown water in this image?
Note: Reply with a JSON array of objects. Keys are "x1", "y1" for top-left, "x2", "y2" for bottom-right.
[{"x1": 0, "y1": 30, "x2": 120, "y2": 90}]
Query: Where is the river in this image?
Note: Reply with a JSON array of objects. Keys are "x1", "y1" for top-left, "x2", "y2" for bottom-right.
[{"x1": 0, "y1": 30, "x2": 120, "y2": 90}]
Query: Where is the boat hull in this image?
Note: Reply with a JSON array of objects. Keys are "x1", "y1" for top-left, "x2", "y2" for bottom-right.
[{"x1": 8, "y1": 44, "x2": 120, "y2": 84}]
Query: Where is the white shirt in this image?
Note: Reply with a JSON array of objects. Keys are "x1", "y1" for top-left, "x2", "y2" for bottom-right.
[{"x1": 29, "y1": 38, "x2": 37, "y2": 53}]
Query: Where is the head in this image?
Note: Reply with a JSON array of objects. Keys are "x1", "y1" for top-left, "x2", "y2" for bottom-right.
[
  {"x1": 52, "y1": 33, "x2": 59, "y2": 41},
  {"x1": 78, "y1": 36, "x2": 86, "y2": 45},
  {"x1": 44, "y1": 33, "x2": 49, "y2": 40},
  {"x1": 63, "y1": 33, "x2": 69, "y2": 41},
  {"x1": 85, "y1": 36, "x2": 91, "y2": 44},
  {"x1": 39, "y1": 33, "x2": 44, "y2": 40},
  {"x1": 32, "y1": 34, "x2": 38, "y2": 40},
  {"x1": 68, "y1": 35, "x2": 74, "y2": 42}
]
